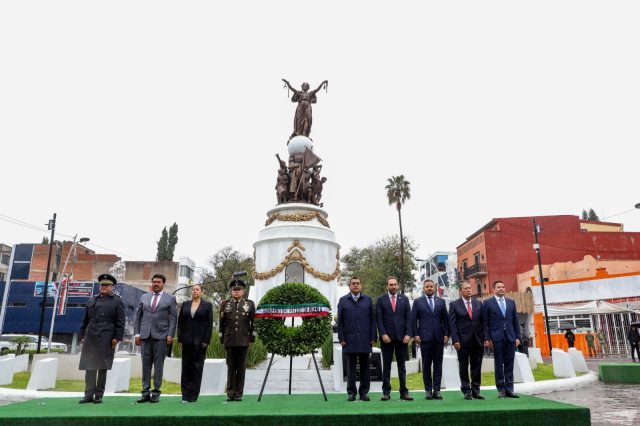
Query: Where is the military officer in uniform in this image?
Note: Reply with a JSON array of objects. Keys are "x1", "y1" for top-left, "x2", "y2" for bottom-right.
[
  {"x1": 78, "y1": 274, "x2": 125, "y2": 404},
  {"x1": 219, "y1": 279, "x2": 255, "y2": 402}
]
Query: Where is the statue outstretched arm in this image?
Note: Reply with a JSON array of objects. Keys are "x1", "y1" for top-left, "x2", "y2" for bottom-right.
[
  {"x1": 282, "y1": 79, "x2": 297, "y2": 93},
  {"x1": 311, "y1": 80, "x2": 328, "y2": 94}
]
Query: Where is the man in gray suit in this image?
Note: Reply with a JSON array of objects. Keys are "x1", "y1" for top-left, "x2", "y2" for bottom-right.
[{"x1": 134, "y1": 273, "x2": 177, "y2": 403}]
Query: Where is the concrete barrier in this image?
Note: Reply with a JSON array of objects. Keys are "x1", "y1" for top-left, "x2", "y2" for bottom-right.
[
  {"x1": 14, "y1": 354, "x2": 29, "y2": 373},
  {"x1": 528, "y1": 355, "x2": 537, "y2": 370},
  {"x1": 27, "y1": 358, "x2": 58, "y2": 390},
  {"x1": 0, "y1": 356, "x2": 15, "y2": 385},
  {"x1": 441, "y1": 354, "x2": 461, "y2": 390},
  {"x1": 105, "y1": 358, "x2": 131, "y2": 393},
  {"x1": 390, "y1": 359, "x2": 419, "y2": 378},
  {"x1": 163, "y1": 357, "x2": 182, "y2": 384},
  {"x1": 551, "y1": 349, "x2": 576, "y2": 378},
  {"x1": 514, "y1": 352, "x2": 535, "y2": 383},
  {"x1": 568, "y1": 348, "x2": 589, "y2": 373},
  {"x1": 529, "y1": 348, "x2": 543, "y2": 363},
  {"x1": 332, "y1": 345, "x2": 343, "y2": 391},
  {"x1": 32, "y1": 353, "x2": 83, "y2": 380},
  {"x1": 200, "y1": 359, "x2": 226, "y2": 395}
]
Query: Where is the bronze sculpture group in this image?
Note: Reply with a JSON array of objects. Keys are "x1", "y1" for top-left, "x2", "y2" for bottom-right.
[{"x1": 276, "y1": 79, "x2": 328, "y2": 206}]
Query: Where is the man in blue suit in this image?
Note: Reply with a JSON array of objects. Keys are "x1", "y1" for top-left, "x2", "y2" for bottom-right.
[
  {"x1": 376, "y1": 276, "x2": 413, "y2": 401},
  {"x1": 412, "y1": 279, "x2": 450, "y2": 400},
  {"x1": 338, "y1": 276, "x2": 377, "y2": 401},
  {"x1": 482, "y1": 280, "x2": 521, "y2": 398}
]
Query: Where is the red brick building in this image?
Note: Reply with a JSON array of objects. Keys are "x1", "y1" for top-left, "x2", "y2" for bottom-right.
[
  {"x1": 27, "y1": 242, "x2": 119, "y2": 282},
  {"x1": 456, "y1": 215, "x2": 640, "y2": 296}
]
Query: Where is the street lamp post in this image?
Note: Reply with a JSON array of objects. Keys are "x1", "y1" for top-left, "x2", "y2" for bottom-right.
[
  {"x1": 37, "y1": 213, "x2": 57, "y2": 354},
  {"x1": 47, "y1": 236, "x2": 90, "y2": 352},
  {"x1": 532, "y1": 218, "x2": 554, "y2": 356}
]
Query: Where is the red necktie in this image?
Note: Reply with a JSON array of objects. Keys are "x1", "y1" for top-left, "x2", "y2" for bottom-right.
[
  {"x1": 391, "y1": 295, "x2": 396, "y2": 312},
  {"x1": 151, "y1": 293, "x2": 159, "y2": 312},
  {"x1": 467, "y1": 301, "x2": 472, "y2": 319}
]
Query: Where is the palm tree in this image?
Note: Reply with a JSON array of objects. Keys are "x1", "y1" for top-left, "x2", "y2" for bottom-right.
[{"x1": 385, "y1": 175, "x2": 411, "y2": 294}]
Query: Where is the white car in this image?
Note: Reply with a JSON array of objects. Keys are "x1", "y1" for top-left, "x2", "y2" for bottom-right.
[{"x1": 0, "y1": 334, "x2": 68, "y2": 352}]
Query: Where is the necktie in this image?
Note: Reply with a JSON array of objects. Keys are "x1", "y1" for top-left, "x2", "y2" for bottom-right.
[
  {"x1": 428, "y1": 296, "x2": 434, "y2": 311},
  {"x1": 353, "y1": 295, "x2": 359, "y2": 303},
  {"x1": 467, "y1": 301, "x2": 472, "y2": 319},
  {"x1": 391, "y1": 295, "x2": 396, "y2": 312},
  {"x1": 499, "y1": 298, "x2": 506, "y2": 316},
  {"x1": 151, "y1": 293, "x2": 159, "y2": 312}
]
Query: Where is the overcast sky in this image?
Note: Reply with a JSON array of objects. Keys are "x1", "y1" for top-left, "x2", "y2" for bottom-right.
[{"x1": 1, "y1": 1, "x2": 639, "y2": 271}]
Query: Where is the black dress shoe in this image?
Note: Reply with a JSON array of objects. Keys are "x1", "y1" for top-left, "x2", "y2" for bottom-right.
[
  {"x1": 93, "y1": 397, "x2": 103, "y2": 404},
  {"x1": 79, "y1": 397, "x2": 94, "y2": 404},
  {"x1": 400, "y1": 394, "x2": 413, "y2": 401},
  {"x1": 472, "y1": 393, "x2": 485, "y2": 400},
  {"x1": 360, "y1": 394, "x2": 370, "y2": 401},
  {"x1": 226, "y1": 397, "x2": 234, "y2": 402},
  {"x1": 347, "y1": 395, "x2": 356, "y2": 401},
  {"x1": 149, "y1": 395, "x2": 160, "y2": 403},
  {"x1": 498, "y1": 391, "x2": 506, "y2": 399},
  {"x1": 137, "y1": 396, "x2": 151, "y2": 403},
  {"x1": 425, "y1": 391, "x2": 433, "y2": 400},
  {"x1": 464, "y1": 394, "x2": 473, "y2": 400},
  {"x1": 433, "y1": 391, "x2": 443, "y2": 400},
  {"x1": 380, "y1": 394, "x2": 391, "y2": 401},
  {"x1": 505, "y1": 392, "x2": 519, "y2": 398},
  {"x1": 234, "y1": 397, "x2": 242, "y2": 402}
]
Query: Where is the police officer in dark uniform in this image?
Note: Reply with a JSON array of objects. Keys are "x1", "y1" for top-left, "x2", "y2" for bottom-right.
[
  {"x1": 219, "y1": 279, "x2": 255, "y2": 402},
  {"x1": 78, "y1": 274, "x2": 125, "y2": 404}
]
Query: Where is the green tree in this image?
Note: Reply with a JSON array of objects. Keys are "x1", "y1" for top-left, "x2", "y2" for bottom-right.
[
  {"x1": 385, "y1": 175, "x2": 412, "y2": 294},
  {"x1": 155, "y1": 222, "x2": 179, "y2": 261},
  {"x1": 581, "y1": 209, "x2": 588, "y2": 220},
  {"x1": 341, "y1": 235, "x2": 417, "y2": 299},
  {"x1": 156, "y1": 227, "x2": 169, "y2": 261},
  {"x1": 41, "y1": 236, "x2": 49, "y2": 244},
  {"x1": 587, "y1": 208, "x2": 600, "y2": 221},
  {"x1": 201, "y1": 246, "x2": 254, "y2": 306}
]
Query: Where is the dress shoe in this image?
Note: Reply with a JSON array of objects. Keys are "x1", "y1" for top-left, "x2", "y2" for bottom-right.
[
  {"x1": 226, "y1": 397, "x2": 234, "y2": 402},
  {"x1": 497, "y1": 391, "x2": 506, "y2": 399},
  {"x1": 79, "y1": 397, "x2": 94, "y2": 404},
  {"x1": 149, "y1": 395, "x2": 160, "y2": 403},
  {"x1": 360, "y1": 394, "x2": 370, "y2": 401},
  {"x1": 472, "y1": 393, "x2": 485, "y2": 400},
  {"x1": 464, "y1": 394, "x2": 473, "y2": 400},
  {"x1": 425, "y1": 391, "x2": 433, "y2": 400},
  {"x1": 234, "y1": 397, "x2": 243, "y2": 402},
  {"x1": 380, "y1": 394, "x2": 391, "y2": 401},
  {"x1": 400, "y1": 394, "x2": 413, "y2": 401},
  {"x1": 505, "y1": 391, "x2": 519, "y2": 399},
  {"x1": 136, "y1": 396, "x2": 151, "y2": 403},
  {"x1": 93, "y1": 397, "x2": 102, "y2": 404},
  {"x1": 347, "y1": 395, "x2": 356, "y2": 402},
  {"x1": 433, "y1": 391, "x2": 443, "y2": 400}
]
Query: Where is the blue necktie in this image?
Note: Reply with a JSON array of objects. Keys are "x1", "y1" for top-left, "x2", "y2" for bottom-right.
[
  {"x1": 499, "y1": 298, "x2": 506, "y2": 316},
  {"x1": 428, "y1": 296, "x2": 434, "y2": 311}
]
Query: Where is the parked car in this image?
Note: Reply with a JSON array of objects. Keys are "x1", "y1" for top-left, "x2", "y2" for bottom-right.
[{"x1": 0, "y1": 334, "x2": 68, "y2": 352}]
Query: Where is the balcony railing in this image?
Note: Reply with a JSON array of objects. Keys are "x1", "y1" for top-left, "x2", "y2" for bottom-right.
[{"x1": 464, "y1": 263, "x2": 487, "y2": 279}]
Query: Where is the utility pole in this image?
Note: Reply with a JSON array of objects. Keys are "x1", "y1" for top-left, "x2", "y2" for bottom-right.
[
  {"x1": 533, "y1": 218, "x2": 553, "y2": 356},
  {"x1": 37, "y1": 213, "x2": 56, "y2": 353}
]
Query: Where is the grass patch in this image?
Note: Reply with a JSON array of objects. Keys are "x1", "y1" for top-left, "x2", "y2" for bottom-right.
[
  {"x1": 1, "y1": 371, "x2": 182, "y2": 394},
  {"x1": 391, "y1": 362, "x2": 584, "y2": 390}
]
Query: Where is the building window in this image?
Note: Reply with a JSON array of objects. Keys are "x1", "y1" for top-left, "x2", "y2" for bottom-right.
[
  {"x1": 547, "y1": 315, "x2": 593, "y2": 333},
  {"x1": 179, "y1": 265, "x2": 194, "y2": 280}
]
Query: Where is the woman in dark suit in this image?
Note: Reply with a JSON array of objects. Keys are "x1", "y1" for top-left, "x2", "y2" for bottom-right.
[{"x1": 177, "y1": 284, "x2": 213, "y2": 402}]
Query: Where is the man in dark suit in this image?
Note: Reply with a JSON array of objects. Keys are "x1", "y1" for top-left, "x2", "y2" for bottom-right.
[
  {"x1": 412, "y1": 279, "x2": 450, "y2": 400},
  {"x1": 338, "y1": 276, "x2": 377, "y2": 402},
  {"x1": 376, "y1": 275, "x2": 413, "y2": 401},
  {"x1": 177, "y1": 283, "x2": 213, "y2": 402},
  {"x1": 449, "y1": 281, "x2": 484, "y2": 400},
  {"x1": 482, "y1": 280, "x2": 521, "y2": 399},
  {"x1": 219, "y1": 279, "x2": 255, "y2": 402},
  {"x1": 134, "y1": 273, "x2": 177, "y2": 403}
]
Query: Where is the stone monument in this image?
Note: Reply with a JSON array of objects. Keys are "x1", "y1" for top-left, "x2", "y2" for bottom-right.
[{"x1": 250, "y1": 80, "x2": 340, "y2": 310}]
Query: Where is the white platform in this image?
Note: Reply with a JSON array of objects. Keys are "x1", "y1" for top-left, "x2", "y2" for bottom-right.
[
  {"x1": 568, "y1": 348, "x2": 590, "y2": 373},
  {"x1": 529, "y1": 347, "x2": 543, "y2": 363},
  {"x1": 105, "y1": 358, "x2": 131, "y2": 393},
  {"x1": 513, "y1": 352, "x2": 535, "y2": 383},
  {"x1": 551, "y1": 349, "x2": 576, "y2": 378},
  {"x1": 27, "y1": 358, "x2": 58, "y2": 391},
  {"x1": 0, "y1": 356, "x2": 15, "y2": 385},
  {"x1": 200, "y1": 359, "x2": 226, "y2": 395}
]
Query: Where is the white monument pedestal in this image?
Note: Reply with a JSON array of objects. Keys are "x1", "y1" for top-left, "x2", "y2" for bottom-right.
[
  {"x1": 529, "y1": 347, "x2": 543, "y2": 364},
  {"x1": 441, "y1": 354, "x2": 461, "y2": 390},
  {"x1": 0, "y1": 356, "x2": 15, "y2": 385},
  {"x1": 200, "y1": 359, "x2": 226, "y2": 395},
  {"x1": 251, "y1": 203, "x2": 341, "y2": 309},
  {"x1": 551, "y1": 349, "x2": 576, "y2": 378},
  {"x1": 27, "y1": 358, "x2": 58, "y2": 390},
  {"x1": 568, "y1": 348, "x2": 590, "y2": 373},
  {"x1": 513, "y1": 352, "x2": 535, "y2": 383},
  {"x1": 163, "y1": 357, "x2": 181, "y2": 383},
  {"x1": 105, "y1": 358, "x2": 131, "y2": 393}
]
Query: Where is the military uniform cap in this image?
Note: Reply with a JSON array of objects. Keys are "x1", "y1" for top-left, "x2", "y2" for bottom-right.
[
  {"x1": 97, "y1": 273, "x2": 117, "y2": 286},
  {"x1": 229, "y1": 279, "x2": 246, "y2": 289}
]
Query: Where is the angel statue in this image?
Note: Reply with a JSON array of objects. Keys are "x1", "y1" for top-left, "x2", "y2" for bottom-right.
[{"x1": 282, "y1": 79, "x2": 328, "y2": 141}]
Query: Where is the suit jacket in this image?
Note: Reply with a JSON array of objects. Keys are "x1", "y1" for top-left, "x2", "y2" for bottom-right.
[
  {"x1": 482, "y1": 296, "x2": 521, "y2": 343},
  {"x1": 134, "y1": 291, "x2": 177, "y2": 340},
  {"x1": 412, "y1": 295, "x2": 450, "y2": 343},
  {"x1": 219, "y1": 298, "x2": 255, "y2": 348},
  {"x1": 177, "y1": 299, "x2": 213, "y2": 347},
  {"x1": 375, "y1": 293, "x2": 412, "y2": 341},
  {"x1": 448, "y1": 297, "x2": 484, "y2": 347},
  {"x1": 337, "y1": 293, "x2": 377, "y2": 353}
]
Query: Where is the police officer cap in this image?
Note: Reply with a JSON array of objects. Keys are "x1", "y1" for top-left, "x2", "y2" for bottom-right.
[
  {"x1": 98, "y1": 273, "x2": 117, "y2": 286},
  {"x1": 229, "y1": 279, "x2": 246, "y2": 289}
]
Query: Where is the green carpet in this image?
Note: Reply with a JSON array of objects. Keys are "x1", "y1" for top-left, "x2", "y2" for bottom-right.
[
  {"x1": 0, "y1": 392, "x2": 589, "y2": 426},
  {"x1": 599, "y1": 362, "x2": 640, "y2": 383}
]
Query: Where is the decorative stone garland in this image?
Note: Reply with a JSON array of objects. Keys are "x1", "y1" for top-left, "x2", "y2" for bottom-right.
[
  {"x1": 252, "y1": 249, "x2": 341, "y2": 281},
  {"x1": 265, "y1": 211, "x2": 330, "y2": 228}
]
